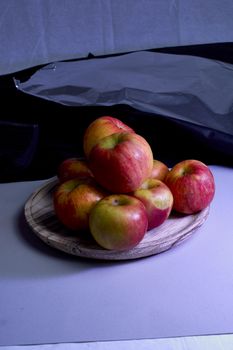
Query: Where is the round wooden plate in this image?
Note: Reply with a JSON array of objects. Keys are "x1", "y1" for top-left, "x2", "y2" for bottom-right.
[{"x1": 24, "y1": 177, "x2": 209, "y2": 260}]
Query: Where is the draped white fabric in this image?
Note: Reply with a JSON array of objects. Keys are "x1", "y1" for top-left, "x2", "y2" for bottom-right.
[{"x1": 1, "y1": 0, "x2": 233, "y2": 75}]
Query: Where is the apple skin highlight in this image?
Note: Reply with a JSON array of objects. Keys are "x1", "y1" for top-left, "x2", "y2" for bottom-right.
[
  {"x1": 53, "y1": 178, "x2": 106, "y2": 231},
  {"x1": 89, "y1": 132, "x2": 154, "y2": 193},
  {"x1": 83, "y1": 116, "x2": 135, "y2": 158},
  {"x1": 89, "y1": 194, "x2": 148, "y2": 251},
  {"x1": 58, "y1": 158, "x2": 93, "y2": 183},
  {"x1": 133, "y1": 178, "x2": 173, "y2": 230},
  {"x1": 165, "y1": 159, "x2": 215, "y2": 214},
  {"x1": 150, "y1": 159, "x2": 169, "y2": 181}
]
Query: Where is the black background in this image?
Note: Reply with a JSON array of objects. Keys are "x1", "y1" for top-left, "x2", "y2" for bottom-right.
[{"x1": 1, "y1": 43, "x2": 233, "y2": 182}]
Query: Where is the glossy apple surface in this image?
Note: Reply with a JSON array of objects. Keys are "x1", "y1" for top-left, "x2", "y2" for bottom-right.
[
  {"x1": 150, "y1": 159, "x2": 169, "y2": 181},
  {"x1": 133, "y1": 178, "x2": 173, "y2": 230},
  {"x1": 89, "y1": 194, "x2": 148, "y2": 250},
  {"x1": 83, "y1": 116, "x2": 134, "y2": 157},
  {"x1": 53, "y1": 178, "x2": 106, "y2": 231},
  {"x1": 58, "y1": 158, "x2": 93, "y2": 183},
  {"x1": 165, "y1": 159, "x2": 215, "y2": 214},
  {"x1": 89, "y1": 132, "x2": 154, "y2": 193}
]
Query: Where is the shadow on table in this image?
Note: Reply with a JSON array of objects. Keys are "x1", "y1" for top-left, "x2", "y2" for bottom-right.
[{"x1": 0, "y1": 208, "x2": 136, "y2": 280}]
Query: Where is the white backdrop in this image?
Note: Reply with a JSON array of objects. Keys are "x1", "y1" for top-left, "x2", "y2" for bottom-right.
[{"x1": 1, "y1": 0, "x2": 233, "y2": 75}]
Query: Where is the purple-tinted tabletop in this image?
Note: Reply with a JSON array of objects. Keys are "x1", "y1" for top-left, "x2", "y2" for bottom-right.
[{"x1": 0, "y1": 166, "x2": 232, "y2": 346}]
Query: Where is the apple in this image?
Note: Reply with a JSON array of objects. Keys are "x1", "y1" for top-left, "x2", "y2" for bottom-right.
[
  {"x1": 89, "y1": 194, "x2": 148, "y2": 250},
  {"x1": 53, "y1": 177, "x2": 106, "y2": 231},
  {"x1": 165, "y1": 159, "x2": 215, "y2": 214},
  {"x1": 89, "y1": 132, "x2": 154, "y2": 193},
  {"x1": 57, "y1": 158, "x2": 93, "y2": 183},
  {"x1": 133, "y1": 178, "x2": 173, "y2": 230},
  {"x1": 83, "y1": 116, "x2": 135, "y2": 157},
  {"x1": 150, "y1": 159, "x2": 169, "y2": 181}
]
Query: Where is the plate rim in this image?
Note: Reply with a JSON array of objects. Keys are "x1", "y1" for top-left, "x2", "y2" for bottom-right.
[{"x1": 24, "y1": 177, "x2": 210, "y2": 261}]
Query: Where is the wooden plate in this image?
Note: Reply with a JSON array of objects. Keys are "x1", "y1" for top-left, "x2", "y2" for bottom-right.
[{"x1": 24, "y1": 177, "x2": 209, "y2": 260}]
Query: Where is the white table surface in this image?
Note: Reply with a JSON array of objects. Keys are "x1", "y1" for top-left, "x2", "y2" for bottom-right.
[
  {"x1": 0, "y1": 165, "x2": 233, "y2": 348},
  {"x1": 1, "y1": 334, "x2": 233, "y2": 350}
]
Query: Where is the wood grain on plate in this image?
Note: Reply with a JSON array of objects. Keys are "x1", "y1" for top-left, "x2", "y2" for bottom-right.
[{"x1": 24, "y1": 177, "x2": 209, "y2": 260}]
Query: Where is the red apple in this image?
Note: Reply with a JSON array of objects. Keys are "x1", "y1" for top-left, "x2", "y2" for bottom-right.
[
  {"x1": 89, "y1": 132, "x2": 154, "y2": 193},
  {"x1": 89, "y1": 194, "x2": 148, "y2": 250},
  {"x1": 53, "y1": 177, "x2": 106, "y2": 231},
  {"x1": 133, "y1": 178, "x2": 173, "y2": 230},
  {"x1": 58, "y1": 158, "x2": 93, "y2": 183},
  {"x1": 165, "y1": 159, "x2": 215, "y2": 214},
  {"x1": 150, "y1": 159, "x2": 169, "y2": 181},
  {"x1": 83, "y1": 116, "x2": 135, "y2": 157}
]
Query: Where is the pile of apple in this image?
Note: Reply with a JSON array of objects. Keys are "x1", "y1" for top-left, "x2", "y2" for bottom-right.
[{"x1": 53, "y1": 116, "x2": 215, "y2": 251}]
